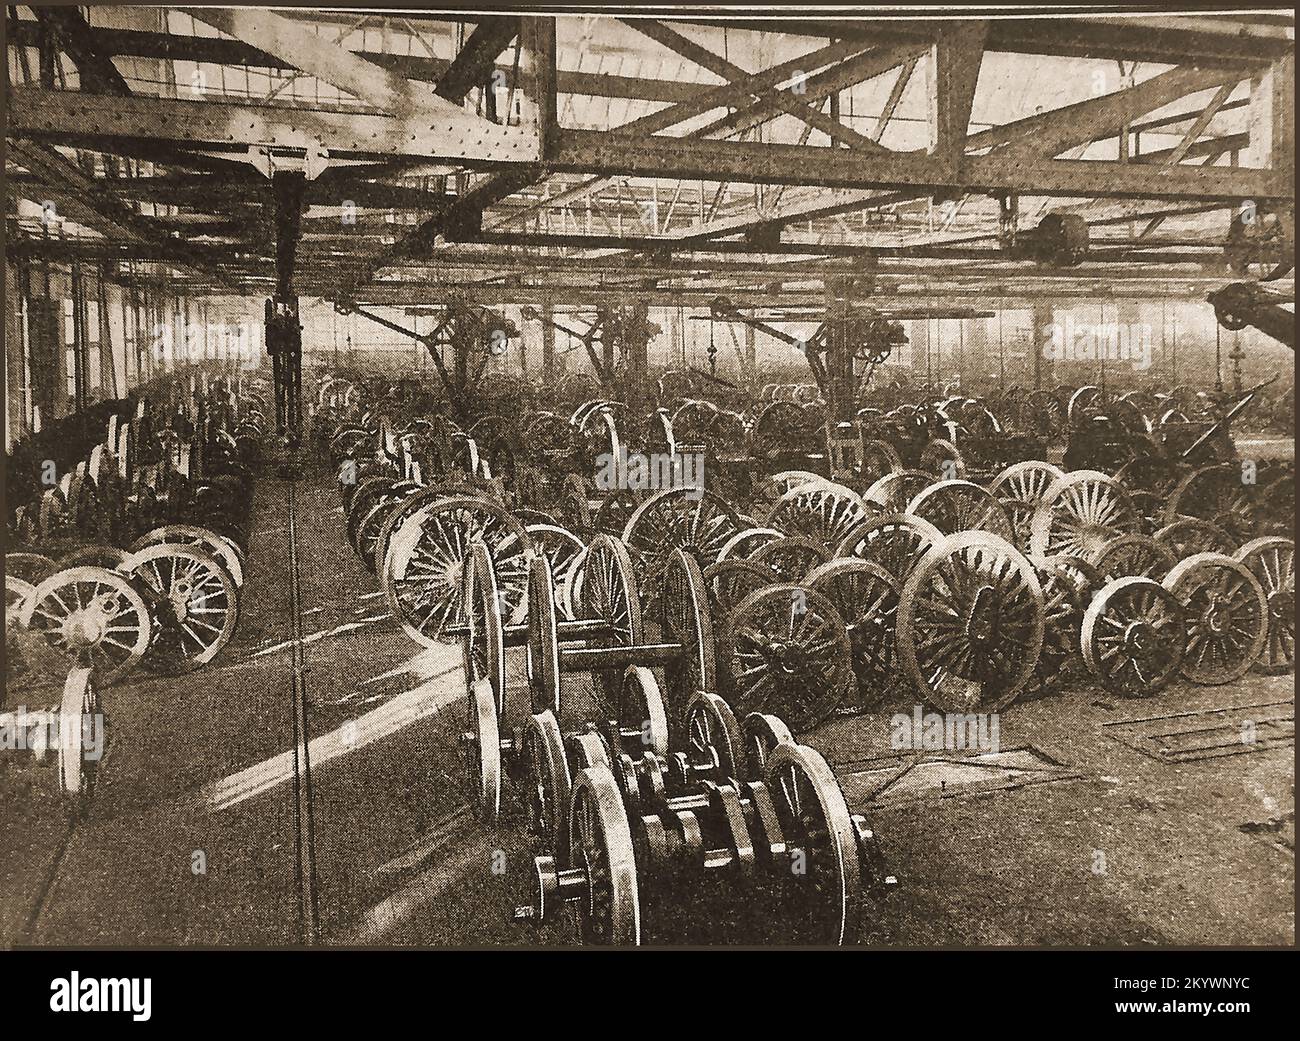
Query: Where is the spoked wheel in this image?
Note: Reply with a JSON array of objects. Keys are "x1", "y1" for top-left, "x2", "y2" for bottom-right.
[
  {"x1": 804, "y1": 558, "x2": 901, "y2": 707},
  {"x1": 57, "y1": 666, "x2": 102, "y2": 813},
  {"x1": 1030, "y1": 470, "x2": 1141, "y2": 563},
  {"x1": 566, "y1": 765, "x2": 641, "y2": 945},
  {"x1": 1234, "y1": 536, "x2": 1295, "y2": 674},
  {"x1": 906, "y1": 479, "x2": 1014, "y2": 540},
  {"x1": 20, "y1": 566, "x2": 153, "y2": 684},
  {"x1": 521, "y1": 709, "x2": 572, "y2": 857},
  {"x1": 575, "y1": 535, "x2": 645, "y2": 707},
  {"x1": 660, "y1": 550, "x2": 717, "y2": 713},
  {"x1": 749, "y1": 535, "x2": 830, "y2": 583},
  {"x1": 617, "y1": 665, "x2": 670, "y2": 757},
  {"x1": 1162, "y1": 552, "x2": 1268, "y2": 685},
  {"x1": 739, "y1": 712, "x2": 793, "y2": 782},
  {"x1": 1023, "y1": 559, "x2": 1086, "y2": 700},
  {"x1": 719, "y1": 583, "x2": 853, "y2": 731},
  {"x1": 463, "y1": 542, "x2": 507, "y2": 714},
  {"x1": 461, "y1": 677, "x2": 502, "y2": 822},
  {"x1": 122, "y1": 544, "x2": 239, "y2": 673},
  {"x1": 763, "y1": 742, "x2": 861, "y2": 946},
  {"x1": 765, "y1": 481, "x2": 869, "y2": 548},
  {"x1": 835, "y1": 513, "x2": 942, "y2": 583},
  {"x1": 1154, "y1": 518, "x2": 1236, "y2": 559},
  {"x1": 702, "y1": 558, "x2": 778, "y2": 623},
  {"x1": 621, "y1": 488, "x2": 742, "y2": 598},
  {"x1": 383, "y1": 496, "x2": 533, "y2": 647},
  {"x1": 521, "y1": 523, "x2": 585, "y2": 621},
  {"x1": 130, "y1": 524, "x2": 245, "y2": 589},
  {"x1": 990, "y1": 461, "x2": 1065, "y2": 552},
  {"x1": 682, "y1": 691, "x2": 743, "y2": 780},
  {"x1": 864, "y1": 469, "x2": 931, "y2": 513},
  {"x1": 897, "y1": 532, "x2": 1045, "y2": 712},
  {"x1": 1094, "y1": 533, "x2": 1178, "y2": 582},
  {"x1": 1163, "y1": 464, "x2": 1261, "y2": 544},
  {"x1": 1081, "y1": 577, "x2": 1186, "y2": 697}
]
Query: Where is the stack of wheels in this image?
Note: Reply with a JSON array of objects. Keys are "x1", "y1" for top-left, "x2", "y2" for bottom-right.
[
  {"x1": 6, "y1": 523, "x2": 245, "y2": 691},
  {"x1": 316, "y1": 375, "x2": 1292, "y2": 723},
  {"x1": 458, "y1": 545, "x2": 893, "y2": 945},
  {"x1": 8, "y1": 379, "x2": 259, "y2": 566},
  {"x1": 0, "y1": 666, "x2": 103, "y2": 817}
]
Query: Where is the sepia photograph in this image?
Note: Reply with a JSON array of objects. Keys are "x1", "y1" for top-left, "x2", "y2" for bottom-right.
[{"x1": 1, "y1": 0, "x2": 1294, "y2": 995}]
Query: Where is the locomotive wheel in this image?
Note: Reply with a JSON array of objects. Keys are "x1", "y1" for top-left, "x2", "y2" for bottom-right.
[
  {"x1": 990, "y1": 461, "x2": 1065, "y2": 551},
  {"x1": 575, "y1": 535, "x2": 645, "y2": 707},
  {"x1": 21, "y1": 566, "x2": 153, "y2": 684},
  {"x1": 906, "y1": 479, "x2": 1014, "y2": 540},
  {"x1": 462, "y1": 677, "x2": 502, "y2": 823},
  {"x1": 835, "y1": 513, "x2": 942, "y2": 583},
  {"x1": 1153, "y1": 518, "x2": 1236, "y2": 558},
  {"x1": 567, "y1": 765, "x2": 641, "y2": 945},
  {"x1": 765, "y1": 481, "x2": 869, "y2": 548},
  {"x1": 897, "y1": 532, "x2": 1045, "y2": 712},
  {"x1": 130, "y1": 525, "x2": 245, "y2": 588},
  {"x1": 384, "y1": 496, "x2": 533, "y2": 648},
  {"x1": 1234, "y1": 536, "x2": 1295, "y2": 674},
  {"x1": 805, "y1": 558, "x2": 900, "y2": 706},
  {"x1": 1023, "y1": 559, "x2": 1086, "y2": 700},
  {"x1": 720, "y1": 583, "x2": 853, "y2": 731},
  {"x1": 621, "y1": 488, "x2": 742, "y2": 598},
  {"x1": 739, "y1": 712, "x2": 793, "y2": 782},
  {"x1": 355, "y1": 484, "x2": 421, "y2": 574},
  {"x1": 661, "y1": 549, "x2": 718, "y2": 708},
  {"x1": 1029, "y1": 470, "x2": 1140, "y2": 563},
  {"x1": 749, "y1": 535, "x2": 830, "y2": 584},
  {"x1": 464, "y1": 542, "x2": 507, "y2": 714},
  {"x1": 716, "y1": 526, "x2": 783, "y2": 562},
  {"x1": 864, "y1": 469, "x2": 931, "y2": 513},
  {"x1": 122, "y1": 544, "x2": 239, "y2": 673},
  {"x1": 702, "y1": 558, "x2": 778, "y2": 622},
  {"x1": 522, "y1": 709, "x2": 572, "y2": 858},
  {"x1": 1080, "y1": 577, "x2": 1186, "y2": 697},
  {"x1": 618, "y1": 666, "x2": 670, "y2": 757},
  {"x1": 58, "y1": 666, "x2": 101, "y2": 812},
  {"x1": 345, "y1": 475, "x2": 398, "y2": 549},
  {"x1": 1163, "y1": 552, "x2": 1268, "y2": 686},
  {"x1": 1094, "y1": 533, "x2": 1179, "y2": 582},
  {"x1": 526, "y1": 554, "x2": 563, "y2": 714},
  {"x1": 683, "y1": 691, "x2": 744, "y2": 781},
  {"x1": 1163, "y1": 464, "x2": 1260, "y2": 545},
  {"x1": 763, "y1": 742, "x2": 861, "y2": 946},
  {"x1": 521, "y1": 523, "x2": 585, "y2": 619}
]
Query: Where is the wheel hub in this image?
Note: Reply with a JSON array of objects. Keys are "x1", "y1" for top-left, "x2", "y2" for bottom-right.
[
  {"x1": 766, "y1": 639, "x2": 807, "y2": 674},
  {"x1": 1267, "y1": 589, "x2": 1294, "y2": 621},
  {"x1": 64, "y1": 610, "x2": 107, "y2": 648},
  {"x1": 1203, "y1": 598, "x2": 1232, "y2": 634},
  {"x1": 1122, "y1": 619, "x2": 1156, "y2": 659}
]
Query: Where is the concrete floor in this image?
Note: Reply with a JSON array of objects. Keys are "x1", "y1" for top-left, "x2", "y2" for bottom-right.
[{"x1": 3, "y1": 467, "x2": 1293, "y2": 947}]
